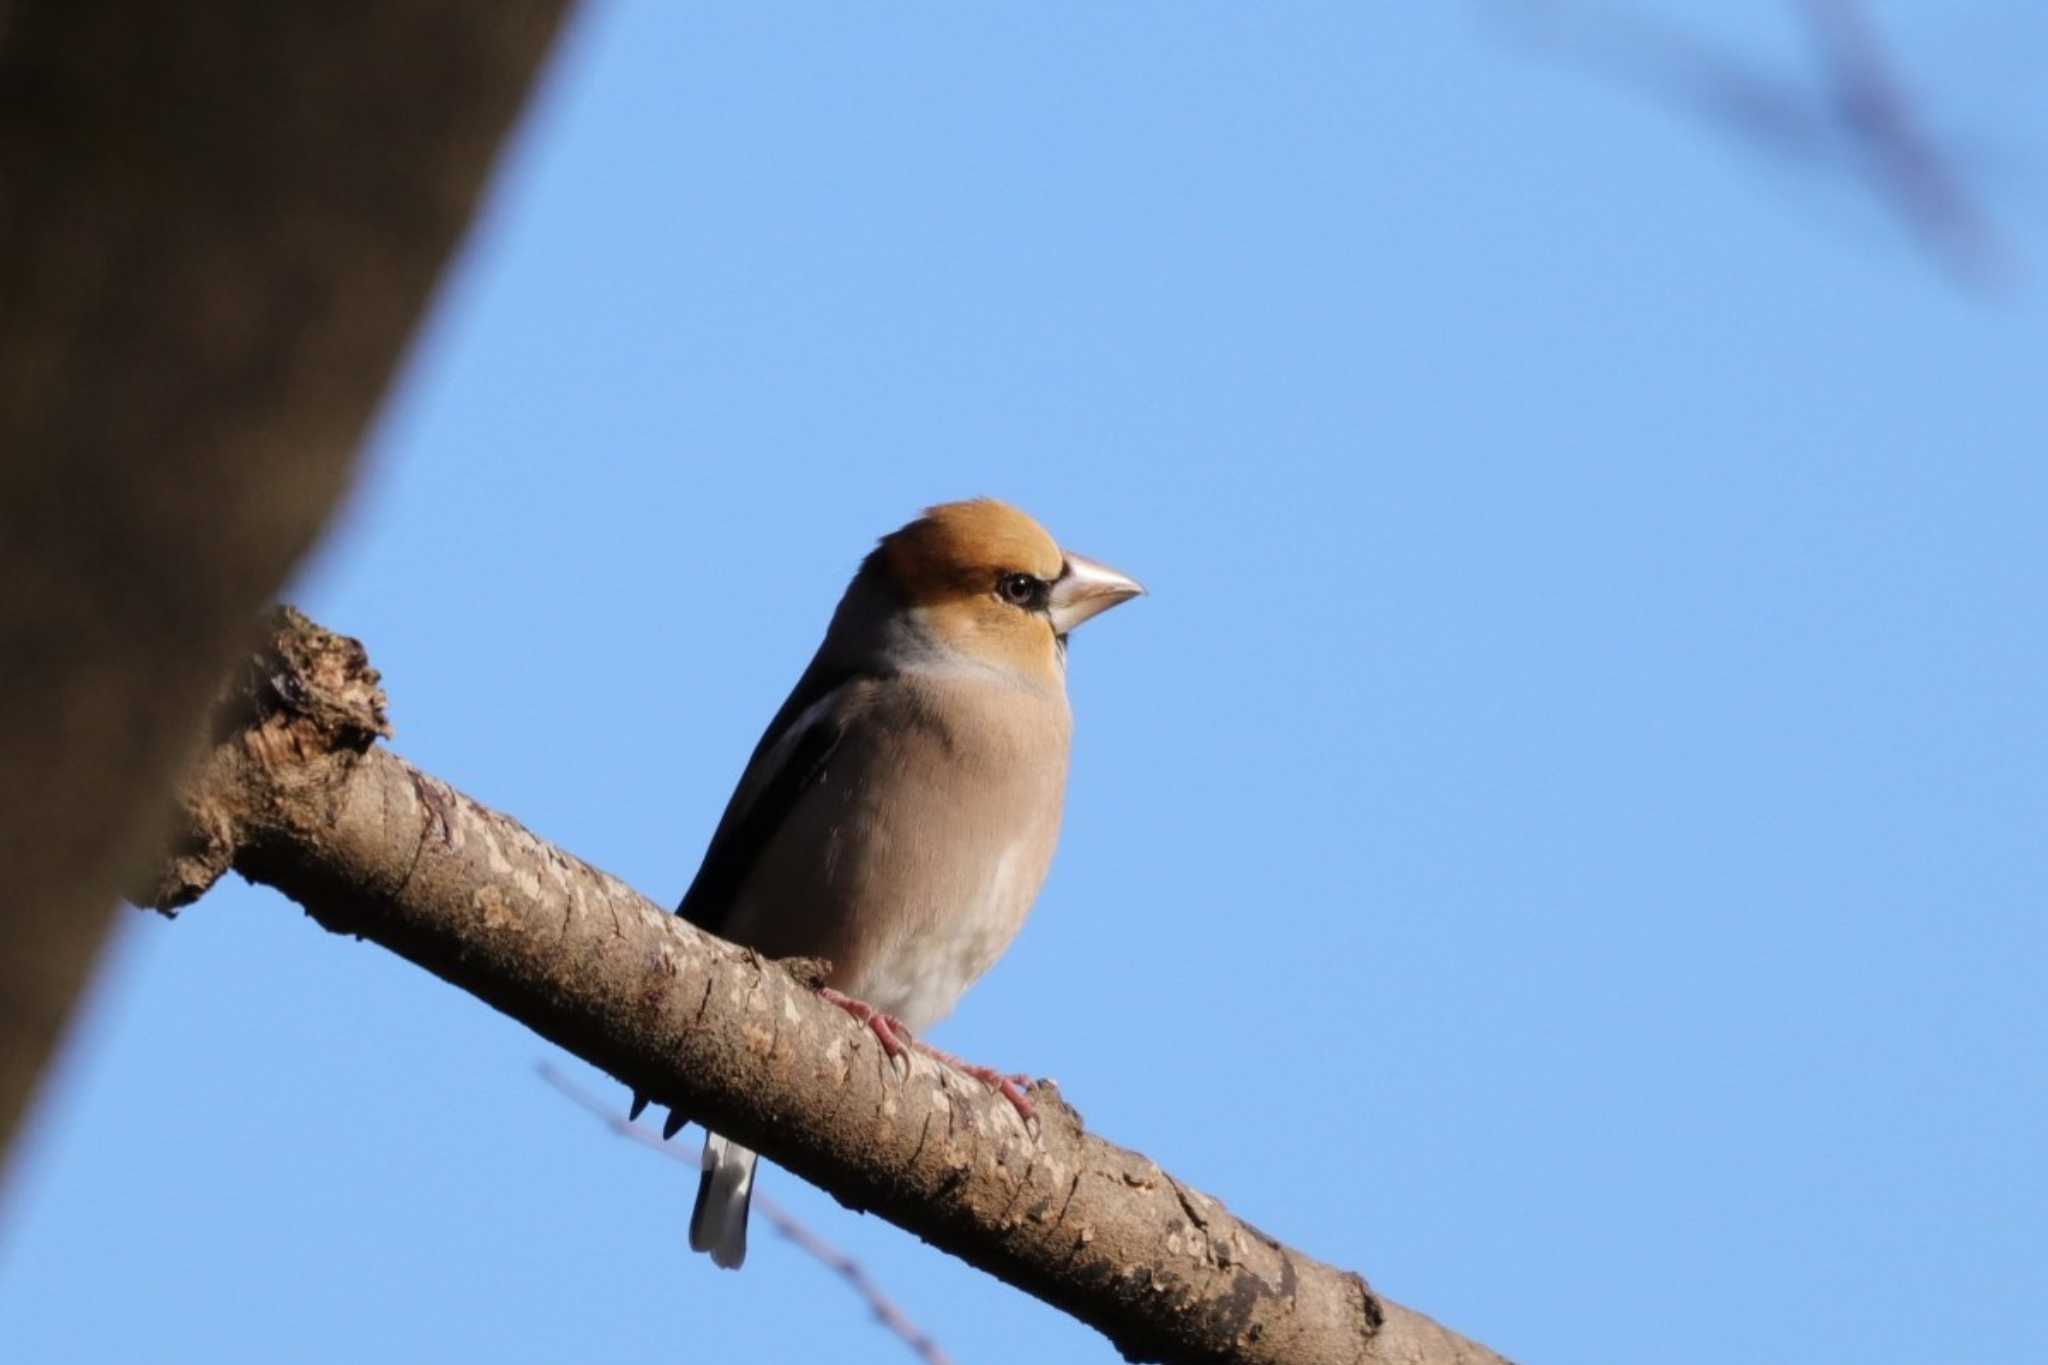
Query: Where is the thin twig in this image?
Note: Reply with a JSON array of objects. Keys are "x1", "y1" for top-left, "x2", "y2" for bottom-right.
[
  {"x1": 537, "y1": 1062, "x2": 954, "y2": 1365},
  {"x1": 1481, "y1": 0, "x2": 2016, "y2": 291},
  {"x1": 1796, "y1": 0, "x2": 2008, "y2": 289}
]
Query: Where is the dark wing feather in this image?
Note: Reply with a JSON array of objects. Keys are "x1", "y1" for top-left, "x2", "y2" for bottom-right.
[{"x1": 676, "y1": 660, "x2": 860, "y2": 936}]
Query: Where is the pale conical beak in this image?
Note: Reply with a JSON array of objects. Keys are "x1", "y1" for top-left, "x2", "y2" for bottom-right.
[{"x1": 1047, "y1": 551, "x2": 1146, "y2": 635}]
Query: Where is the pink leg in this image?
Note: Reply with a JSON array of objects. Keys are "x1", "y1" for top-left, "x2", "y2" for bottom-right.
[
  {"x1": 913, "y1": 1043, "x2": 1037, "y2": 1123},
  {"x1": 819, "y1": 988, "x2": 1038, "y2": 1124},
  {"x1": 820, "y1": 987, "x2": 915, "y2": 1061}
]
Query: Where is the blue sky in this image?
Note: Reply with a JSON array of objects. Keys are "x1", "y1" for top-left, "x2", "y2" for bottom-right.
[{"x1": 6, "y1": 3, "x2": 2045, "y2": 1362}]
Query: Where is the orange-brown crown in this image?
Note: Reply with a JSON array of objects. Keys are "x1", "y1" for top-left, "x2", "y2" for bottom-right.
[
  {"x1": 876, "y1": 498, "x2": 1065, "y2": 603},
  {"x1": 871, "y1": 499, "x2": 1068, "y2": 683}
]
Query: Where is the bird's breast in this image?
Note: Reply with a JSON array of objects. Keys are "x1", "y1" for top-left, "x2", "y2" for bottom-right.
[{"x1": 725, "y1": 669, "x2": 1071, "y2": 1029}]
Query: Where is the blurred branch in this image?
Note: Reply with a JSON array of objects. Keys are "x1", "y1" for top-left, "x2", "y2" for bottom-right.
[
  {"x1": 1483, "y1": 0, "x2": 2014, "y2": 290},
  {"x1": 1794, "y1": 0, "x2": 2004, "y2": 287},
  {"x1": 0, "y1": 0, "x2": 577, "y2": 1176},
  {"x1": 140, "y1": 607, "x2": 1510, "y2": 1365},
  {"x1": 538, "y1": 1063, "x2": 954, "y2": 1365}
]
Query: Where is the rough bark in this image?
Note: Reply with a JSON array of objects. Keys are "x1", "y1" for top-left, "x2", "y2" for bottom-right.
[
  {"x1": 0, "y1": 0, "x2": 575, "y2": 1167},
  {"x1": 141, "y1": 608, "x2": 1511, "y2": 1365}
]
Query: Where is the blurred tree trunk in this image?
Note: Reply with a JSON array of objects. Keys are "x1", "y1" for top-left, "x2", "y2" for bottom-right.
[{"x1": 0, "y1": 0, "x2": 576, "y2": 1174}]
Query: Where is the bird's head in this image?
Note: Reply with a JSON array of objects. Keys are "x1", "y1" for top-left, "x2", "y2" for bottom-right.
[{"x1": 866, "y1": 498, "x2": 1144, "y2": 685}]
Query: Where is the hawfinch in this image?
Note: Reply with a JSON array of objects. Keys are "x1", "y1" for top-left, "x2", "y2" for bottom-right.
[{"x1": 654, "y1": 498, "x2": 1143, "y2": 1269}]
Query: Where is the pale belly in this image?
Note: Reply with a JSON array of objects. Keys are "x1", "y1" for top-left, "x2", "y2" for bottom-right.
[{"x1": 851, "y1": 833, "x2": 1049, "y2": 1029}]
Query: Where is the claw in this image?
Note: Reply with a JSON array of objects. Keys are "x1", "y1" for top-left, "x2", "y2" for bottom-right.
[
  {"x1": 917, "y1": 1044, "x2": 1040, "y2": 1126},
  {"x1": 662, "y1": 1108, "x2": 687, "y2": 1141},
  {"x1": 628, "y1": 1091, "x2": 649, "y2": 1122},
  {"x1": 816, "y1": 987, "x2": 1040, "y2": 1127},
  {"x1": 820, "y1": 986, "x2": 914, "y2": 1063},
  {"x1": 966, "y1": 1065, "x2": 1038, "y2": 1126}
]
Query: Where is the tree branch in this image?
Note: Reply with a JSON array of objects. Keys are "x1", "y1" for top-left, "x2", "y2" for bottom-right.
[{"x1": 143, "y1": 607, "x2": 1510, "y2": 1365}]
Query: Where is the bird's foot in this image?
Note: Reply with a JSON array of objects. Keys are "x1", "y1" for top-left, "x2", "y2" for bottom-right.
[
  {"x1": 817, "y1": 988, "x2": 1039, "y2": 1128},
  {"x1": 912, "y1": 1043, "x2": 1038, "y2": 1126},
  {"x1": 820, "y1": 987, "x2": 916, "y2": 1064}
]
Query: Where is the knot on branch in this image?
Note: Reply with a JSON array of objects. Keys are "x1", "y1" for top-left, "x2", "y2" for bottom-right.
[
  {"x1": 226, "y1": 605, "x2": 390, "y2": 749},
  {"x1": 137, "y1": 605, "x2": 390, "y2": 914}
]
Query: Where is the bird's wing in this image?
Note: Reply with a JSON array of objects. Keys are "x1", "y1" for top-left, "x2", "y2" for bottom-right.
[{"x1": 676, "y1": 658, "x2": 866, "y2": 937}]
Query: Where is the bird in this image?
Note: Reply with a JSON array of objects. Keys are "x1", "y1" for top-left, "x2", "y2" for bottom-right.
[{"x1": 653, "y1": 497, "x2": 1144, "y2": 1269}]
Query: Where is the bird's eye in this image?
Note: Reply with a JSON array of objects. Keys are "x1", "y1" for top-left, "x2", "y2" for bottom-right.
[{"x1": 997, "y1": 573, "x2": 1044, "y2": 608}]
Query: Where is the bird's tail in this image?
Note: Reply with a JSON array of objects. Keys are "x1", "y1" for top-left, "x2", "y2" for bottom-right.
[{"x1": 689, "y1": 1132, "x2": 758, "y2": 1269}]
